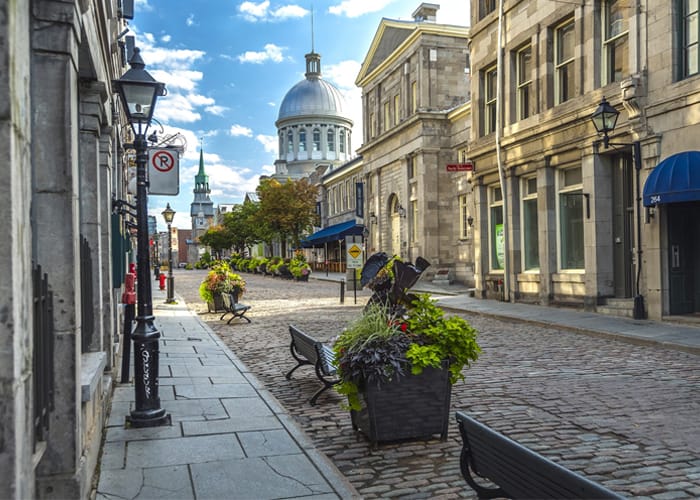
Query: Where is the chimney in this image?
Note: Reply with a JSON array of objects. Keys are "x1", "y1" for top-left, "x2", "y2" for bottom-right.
[{"x1": 412, "y1": 3, "x2": 439, "y2": 23}]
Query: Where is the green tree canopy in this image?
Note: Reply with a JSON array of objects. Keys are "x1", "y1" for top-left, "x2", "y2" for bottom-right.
[{"x1": 198, "y1": 225, "x2": 231, "y2": 260}]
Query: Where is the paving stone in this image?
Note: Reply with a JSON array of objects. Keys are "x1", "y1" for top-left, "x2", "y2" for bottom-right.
[
  {"x1": 126, "y1": 434, "x2": 244, "y2": 468},
  {"x1": 97, "y1": 465, "x2": 194, "y2": 499}
]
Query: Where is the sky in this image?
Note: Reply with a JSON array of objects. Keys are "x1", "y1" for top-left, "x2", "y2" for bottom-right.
[{"x1": 132, "y1": 0, "x2": 471, "y2": 232}]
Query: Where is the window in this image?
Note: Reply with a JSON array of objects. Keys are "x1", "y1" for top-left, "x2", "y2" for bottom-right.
[
  {"x1": 410, "y1": 200, "x2": 418, "y2": 242},
  {"x1": 407, "y1": 155, "x2": 416, "y2": 179},
  {"x1": 480, "y1": 0, "x2": 496, "y2": 19},
  {"x1": 555, "y1": 19, "x2": 575, "y2": 104},
  {"x1": 459, "y1": 194, "x2": 469, "y2": 239},
  {"x1": 328, "y1": 189, "x2": 334, "y2": 215},
  {"x1": 339, "y1": 129, "x2": 346, "y2": 153},
  {"x1": 489, "y1": 186, "x2": 504, "y2": 271},
  {"x1": 603, "y1": 0, "x2": 628, "y2": 84},
  {"x1": 681, "y1": 0, "x2": 700, "y2": 78},
  {"x1": 327, "y1": 128, "x2": 335, "y2": 152},
  {"x1": 558, "y1": 167, "x2": 584, "y2": 270},
  {"x1": 384, "y1": 102, "x2": 391, "y2": 131},
  {"x1": 484, "y1": 66, "x2": 498, "y2": 134},
  {"x1": 394, "y1": 94, "x2": 400, "y2": 124},
  {"x1": 521, "y1": 177, "x2": 539, "y2": 270},
  {"x1": 458, "y1": 148, "x2": 468, "y2": 163},
  {"x1": 370, "y1": 113, "x2": 376, "y2": 137},
  {"x1": 299, "y1": 128, "x2": 306, "y2": 151},
  {"x1": 517, "y1": 45, "x2": 532, "y2": 120},
  {"x1": 287, "y1": 130, "x2": 293, "y2": 152},
  {"x1": 411, "y1": 82, "x2": 417, "y2": 113},
  {"x1": 313, "y1": 128, "x2": 321, "y2": 151}
]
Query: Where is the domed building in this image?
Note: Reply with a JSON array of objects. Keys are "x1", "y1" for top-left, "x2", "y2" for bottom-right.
[{"x1": 274, "y1": 51, "x2": 354, "y2": 179}]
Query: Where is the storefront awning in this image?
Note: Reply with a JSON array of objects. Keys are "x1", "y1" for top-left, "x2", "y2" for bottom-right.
[
  {"x1": 643, "y1": 151, "x2": 700, "y2": 206},
  {"x1": 301, "y1": 220, "x2": 364, "y2": 248}
]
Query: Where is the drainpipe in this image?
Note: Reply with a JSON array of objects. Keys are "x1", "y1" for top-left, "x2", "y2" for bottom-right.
[{"x1": 495, "y1": 0, "x2": 510, "y2": 301}]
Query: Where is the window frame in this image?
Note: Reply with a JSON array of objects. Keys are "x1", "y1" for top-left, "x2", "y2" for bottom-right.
[
  {"x1": 602, "y1": 0, "x2": 629, "y2": 84},
  {"x1": 516, "y1": 45, "x2": 532, "y2": 121},
  {"x1": 557, "y1": 167, "x2": 585, "y2": 271},
  {"x1": 484, "y1": 65, "x2": 498, "y2": 134},
  {"x1": 681, "y1": 0, "x2": 700, "y2": 78},
  {"x1": 298, "y1": 128, "x2": 307, "y2": 152},
  {"x1": 327, "y1": 128, "x2": 335, "y2": 152},
  {"x1": 312, "y1": 128, "x2": 321, "y2": 152},
  {"x1": 394, "y1": 94, "x2": 400, "y2": 124},
  {"x1": 459, "y1": 194, "x2": 469, "y2": 240},
  {"x1": 554, "y1": 18, "x2": 575, "y2": 105},
  {"x1": 521, "y1": 176, "x2": 539, "y2": 271},
  {"x1": 384, "y1": 101, "x2": 391, "y2": 131},
  {"x1": 489, "y1": 185, "x2": 504, "y2": 272}
]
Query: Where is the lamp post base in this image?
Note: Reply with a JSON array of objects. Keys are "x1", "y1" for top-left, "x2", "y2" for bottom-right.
[
  {"x1": 126, "y1": 409, "x2": 171, "y2": 428},
  {"x1": 166, "y1": 276, "x2": 175, "y2": 303},
  {"x1": 633, "y1": 294, "x2": 646, "y2": 320}
]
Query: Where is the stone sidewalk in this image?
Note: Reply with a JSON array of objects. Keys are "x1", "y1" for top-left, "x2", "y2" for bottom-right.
[{"x1": 95, "y1": 286, "x2": 358, "y2": 500}]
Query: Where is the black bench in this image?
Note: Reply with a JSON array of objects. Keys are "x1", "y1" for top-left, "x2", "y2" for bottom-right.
[
  {"x1": 455, "y1": 411, "x2": 625, "y2": 499},
  {"x1": 219, "y1": 291, "x2": 251, "y2": 324},
  {"x1": 285, "y1": 325, "x2": 338, "y2": 405}
]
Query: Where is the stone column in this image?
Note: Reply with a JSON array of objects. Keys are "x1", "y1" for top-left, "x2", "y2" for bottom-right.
[
  {"x1": 32, "y1": 2, "x2": 82, "y2": 497},
  {"x1": 100, "y1": 128, "x2": 116, "y2": 366},
  {"x1": 79, "y1": 83, "x2": 106, "y2": 353},
  {"x1": 538, "y1": 158, "x2": 556, "y2": 305},
  {"x1": 0, "y1": 2, "x2": 35, "y2": 499}
]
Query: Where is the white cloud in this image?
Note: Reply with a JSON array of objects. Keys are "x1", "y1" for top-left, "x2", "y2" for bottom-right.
[
  {"x1": 206, "y1": 105, "x2": 228, "y2": 116},
  {"x1": 135, "y1": 0, "x2": 153, "y2": 12},
  {"x1": 324, "y1": 60, "x2": 363, "y2": 145},
  {"x1": 161, "y1": 34, "x2": 171, "y2": 43},
  {"x1": 230, "y1": 124, "x2": 254, "y2": 137},
  {"x1": 237, "y1": 44, "x2": 286, "y2": 64},
  {"x1": 186, "y1": 14, "x2": 195, "y2": 26},
  {"x1": 150, "y1": 69, "x2": 203, "y2": 92},
  {"x1": 328, "y1": 0, "x2": 396, "y2": 18},
  {"x1": 260, "y1": 164, "x2": 275, "y2": 175},
  {"x1": 239, "y1": 1, "x2": 308, "y2": 22},
  {"x1": 256, "y1": 134, "x2": 277, "y2": 153},
  {"x1": 188, "y1": 94, "x2": 216, "y2": 107},
  {"x1": 268, "y1": 101, "x2": 276, "y2": 107}
]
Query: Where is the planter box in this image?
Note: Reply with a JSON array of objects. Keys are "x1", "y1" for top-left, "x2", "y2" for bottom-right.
[
  {"x1": 207, "y1": 292, "x2": 225, "y2": 313},
  {"x1": 295, "y1": 274, "x2": 309, "y2": 282},
  {"x1": 350, "y1": 362, "x2": 452, "y2": 446}
]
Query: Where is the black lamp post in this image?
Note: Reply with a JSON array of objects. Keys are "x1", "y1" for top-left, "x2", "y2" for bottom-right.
[
  {"x1": 591, "y1": 97, "x2": 645, "y2": 320},
  {"x1": 162, "y1": 203, "x2": 176, "y2": 303},
  {"x1": 113, "y1": 47, "x2": 171, "y2": 427}
]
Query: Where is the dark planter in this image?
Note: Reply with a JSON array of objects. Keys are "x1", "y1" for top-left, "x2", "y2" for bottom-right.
[
  {"x1": 207, "y1": 292, "x2": 225, "y2": 313},
  {"x1": 350, "y1": 361, "x2": 452, "y2": 446},
  {"x1": 295, "y1": 274, "x2": 309, "y2": 282}
]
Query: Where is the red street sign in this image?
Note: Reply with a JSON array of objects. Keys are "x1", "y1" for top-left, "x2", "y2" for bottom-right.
[{"x1": 446, "y1": 162, "x2": 474, "y2": 172}]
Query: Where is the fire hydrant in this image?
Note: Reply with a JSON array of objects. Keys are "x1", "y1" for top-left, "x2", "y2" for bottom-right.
[{"x1": 159, "y1": 272, "x2": 166, "y2": 290}]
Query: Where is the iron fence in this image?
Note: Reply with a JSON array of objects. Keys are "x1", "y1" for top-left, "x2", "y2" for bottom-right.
[{"x1": 32, "y1": 264, "x2": 55, "y2": 449}]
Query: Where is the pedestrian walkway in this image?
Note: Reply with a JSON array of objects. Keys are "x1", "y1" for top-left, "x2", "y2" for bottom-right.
[
  {"x1": 96, "y1": 286, "x2": 358, "y2": 500},
  {"x1": 314, "y1": 272, "x2": 700, "y2": 354}
]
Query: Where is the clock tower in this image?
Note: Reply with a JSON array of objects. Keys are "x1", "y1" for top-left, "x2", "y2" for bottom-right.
[{"x1": 188, "y1": 146, "x2": 215, "y2": 263}]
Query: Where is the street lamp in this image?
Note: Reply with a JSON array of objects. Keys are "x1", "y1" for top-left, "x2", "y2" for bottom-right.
[
  {"x1": 161, "y1": 203, "x2": 176, "y2": 304},
  {"x1": 590, "y1": 97, "x2": 645, "y2": 320},
  {"x1": 113, "y1": 47, "x2": 170, "y2": 427}
]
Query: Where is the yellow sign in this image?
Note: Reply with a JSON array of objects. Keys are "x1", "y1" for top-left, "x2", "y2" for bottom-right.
[{"x1": 348, "y1": 244, "x2": 362, "y2": 259}]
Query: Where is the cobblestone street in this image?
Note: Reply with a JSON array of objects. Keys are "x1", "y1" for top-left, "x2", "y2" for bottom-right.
[{"x1": 174, "y1": 269, "x2": 700, "y2": 499}]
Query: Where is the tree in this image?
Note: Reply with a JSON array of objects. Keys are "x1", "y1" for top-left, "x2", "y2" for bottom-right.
[
  {"x1": 198, "y1": 225, "x2": 231, "y2": 260},
  {"x1": 256, "y1": 177, "x2": 318, "y2": 255},
  {"x1": 222, "y1": 203, "x2": 262, "y2": 255}
]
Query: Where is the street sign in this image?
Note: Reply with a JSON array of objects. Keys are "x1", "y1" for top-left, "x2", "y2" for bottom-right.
[
  {"x1": 148, "y1": 147, "x2": 179, "y2": 195},
  {"x1": 346, "y1": 235, "x2": 363, "y2": 269},
  {"x1": 446, "y1": 162, "x2": 474, "y2": 172}
]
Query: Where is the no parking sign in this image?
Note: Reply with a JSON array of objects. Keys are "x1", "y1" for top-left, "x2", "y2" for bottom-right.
[{"x1": 148, "y1": 147, "x2": 179, "y2": 195}]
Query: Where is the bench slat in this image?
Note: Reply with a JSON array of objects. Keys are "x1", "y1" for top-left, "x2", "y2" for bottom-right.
[{"x1": 456, "y1": 411, "x2": 624, "y2": 500}]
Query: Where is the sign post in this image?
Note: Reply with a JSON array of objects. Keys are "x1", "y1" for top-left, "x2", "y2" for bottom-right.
[
  {"x1": 148, "y1": 147, "x2": 180, "y2": 195},
  {"x1": 346, "y1": 235, "x2": 363, "y2": 304}
]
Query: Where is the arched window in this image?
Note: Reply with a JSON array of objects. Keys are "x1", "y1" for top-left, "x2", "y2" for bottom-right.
[
  {"x1": 287, "y1": 130, "x2": 293, "y2": 152},
  {"x1": 339, "y1": 129, "x2": 346, "y2": 153},
  {"x1": 313, "y1": 128, "x2": 321, "y2": 151},
  {"x1": 299, "y1": 128, "x2": 307, "y2": 151},
  {"x1": 327, "y1": 128, "x2": 335, "y2": 151}
]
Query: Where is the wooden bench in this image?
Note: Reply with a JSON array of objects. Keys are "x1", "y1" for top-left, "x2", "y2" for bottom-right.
[
  {"x1": 455, "y1": 411, "x2": 624, "y2": 499},
  {"x1": 285, "y1": 325, "x2": 338, "y2": 405},
  {"x1": 219, "y1": 291, "x2": 251, "y2": 324}
]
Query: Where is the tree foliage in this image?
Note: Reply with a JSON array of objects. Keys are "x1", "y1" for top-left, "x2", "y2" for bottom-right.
[{"x1": 198, "y1": 225, "x2": 231, "y2": 260}]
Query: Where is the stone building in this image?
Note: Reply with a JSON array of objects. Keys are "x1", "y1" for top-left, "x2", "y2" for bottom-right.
[
  {"x1": 356, "y1": 3, "x2": 473, "y2": 282},
  {"x1": 0, "y1": 1, "x2": 131, "y2": 497},
  {"x1": 467, "y1": 0, "x2": 700, "y2": 320},
  {"x1": 274, "y1": 50, "x2": 354, "y2": 180},
  {"x1": 188, "y1": 147, "x2": 215, "y2": 263}
]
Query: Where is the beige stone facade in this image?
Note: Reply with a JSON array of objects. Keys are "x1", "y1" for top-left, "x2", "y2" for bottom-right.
[
  {"x1": 356, "y1": 4, "x2": 473, "y2": 282},
  {"x1": 468, "y1": 1, "x2": 700, "y2": 320}
]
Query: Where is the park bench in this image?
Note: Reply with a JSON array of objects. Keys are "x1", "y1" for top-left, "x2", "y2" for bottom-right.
[
  {"x1": 219, "y1": 291, "x2": 251, "y2": 324},
  {"x1": 455, "y1": 411, "x2": 625, "y2": 499},
  {"x1": 285, "y1": 325, "x2": 338, "y2": 405}
]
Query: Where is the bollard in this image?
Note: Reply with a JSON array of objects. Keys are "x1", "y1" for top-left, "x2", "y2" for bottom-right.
[{"x1": 340, "y1": 278, "x2": 345, "y2": 304}]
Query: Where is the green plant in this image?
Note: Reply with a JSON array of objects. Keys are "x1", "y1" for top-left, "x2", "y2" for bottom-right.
[
  {"x1": 288, "y1": 258, "x2": 311, "y2": 278},
  {"x1": 333, "y1": 294, "x2": 480, "y2": 410},
  {"x1": 198, "y1": 262, "x2": 247, "y2": 303}
]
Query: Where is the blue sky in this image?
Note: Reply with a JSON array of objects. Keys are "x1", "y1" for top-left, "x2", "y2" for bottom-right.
[{"x1": 133, "y1": 0, "x2": 470, "y2": 231}]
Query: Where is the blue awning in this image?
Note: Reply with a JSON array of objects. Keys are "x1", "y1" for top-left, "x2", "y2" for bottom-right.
[
  {"x1": 301, "y1": 220, "x2": 364, "y2": 248},
  {"x1": 643, "y1": 151, "x2": 700, "y2": 206}
]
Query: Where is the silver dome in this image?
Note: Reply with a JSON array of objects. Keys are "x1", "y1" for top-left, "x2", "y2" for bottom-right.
[{"x1": 278, "y1": 77, "x2": 347, "y2": 121}]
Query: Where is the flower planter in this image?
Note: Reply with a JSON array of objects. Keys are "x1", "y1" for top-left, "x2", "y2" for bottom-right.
[
  {"x1": 350, "y1": 361, "x2": 452, "y2": 446},
  {"x1": 207, "y1": 292, "x2": 226, "y2": 313},
  {"x1": 295, "y1": 274, "x2": 309, "y2": 282}
]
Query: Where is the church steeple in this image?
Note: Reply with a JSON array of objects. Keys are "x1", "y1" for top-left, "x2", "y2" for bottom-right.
[
  {"x1": 190, "y1": 143, "x2": 214, "y2": 219},
  {"x1": 194, "y1": 147, "x2": 209, "y2": 193}
]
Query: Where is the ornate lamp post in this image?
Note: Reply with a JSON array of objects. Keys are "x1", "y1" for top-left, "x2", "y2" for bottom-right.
[
  {"x1": 113, "y1": 47, "x2": 171, "y2": 426},
  {"x1": 591, "y1": 97, "x2": 645, "y2": 320},
  {"x1": 161, "y1": 203, "x2": 176, "y2": 303}
]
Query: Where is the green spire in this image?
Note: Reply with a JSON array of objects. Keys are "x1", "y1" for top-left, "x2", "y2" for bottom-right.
[{"x1": 194, "y1": 146, "x2": 209, "y2": 192}]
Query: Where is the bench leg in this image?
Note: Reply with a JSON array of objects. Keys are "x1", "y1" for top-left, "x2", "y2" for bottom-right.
[{"x1": 309, "y1": 385, "x2": 330, "y2": 405}]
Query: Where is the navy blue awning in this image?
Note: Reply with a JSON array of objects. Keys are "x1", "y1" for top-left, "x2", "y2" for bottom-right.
[
  {"x1": 301, "y1": 220, "x2": 364, "y2": 248},
  {"x1": 643, "y1": 151, "x2": 700, "y2": 206}
]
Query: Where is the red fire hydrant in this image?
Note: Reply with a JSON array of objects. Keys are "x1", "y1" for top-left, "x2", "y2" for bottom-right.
[{"x1": 159, "y1": 272, "x2": 166, "y2": 290}]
